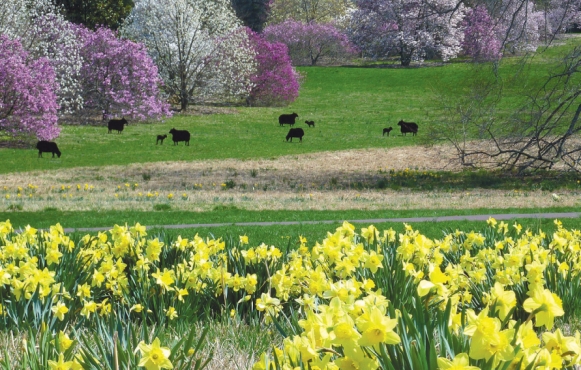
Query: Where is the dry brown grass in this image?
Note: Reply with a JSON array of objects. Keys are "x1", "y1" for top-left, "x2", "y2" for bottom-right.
[{"x1": 1, "y1": 145, "x2": 578, "y2": 212}]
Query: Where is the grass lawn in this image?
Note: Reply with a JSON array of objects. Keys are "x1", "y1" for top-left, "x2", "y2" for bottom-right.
[{"x1": 1, "y1": 206, "x2": 579, "y2": 230}]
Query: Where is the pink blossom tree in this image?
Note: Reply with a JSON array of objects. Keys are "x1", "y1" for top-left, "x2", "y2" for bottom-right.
[
  {"x1": 263, "y1": 20, "x2": 357, "y2": 66},
  {"x1": 76, "y1": 26, "x2": 171, "y2": 120},
  {"x1": 462, "y1": 6, "x2": 502, "y2": 61},
  {"x1": 0, "y1": 35, "x2": 59, "y2": 141},
  {"x1": 246, "y1": 29, "x2": 300, "y2": 106}
]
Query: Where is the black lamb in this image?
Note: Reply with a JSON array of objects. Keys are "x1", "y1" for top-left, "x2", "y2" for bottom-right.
[
  {"x1": 156, "y1": 134, "x2": 167, "y2": 145},
  {"x1": 305, "y1": 120, "x2": 315, "y2": 127},
  {"x1": 383, "y1": 127, "x2": 393, "y2": 136}
]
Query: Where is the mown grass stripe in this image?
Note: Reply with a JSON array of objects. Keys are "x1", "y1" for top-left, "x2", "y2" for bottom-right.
[{"x1": 45, "y1": 211, "x2": 581, "y2": 233}]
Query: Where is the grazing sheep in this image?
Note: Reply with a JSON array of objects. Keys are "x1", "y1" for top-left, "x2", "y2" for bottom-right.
[
  {"x1": 286, "y1": 128, "x2": 305, "y2": 142},
  {"x1": 383, "y1": 127, "x2": 393, "y2": 136},
  {"x1": 397, "y1": 120, "x2": 418, "y2": 136},
  {"x1": 156, "y1": 134, "x2": 167, "y2": 145},
  {"x1": 108, "y1": 118, "x2": 128, "y2": 133},
  {"x1": 279, "y1": 112, "x2": 299, "y2": 126},
  {"x1": 169, "y1": 128, "x2": 190, "y2": 146},
  {"x1": 305, "y1": 120, "x2": 315, "y2": 127},
  {"x1": 36, "y1": 141, "x2": 61, "y2": 158}
]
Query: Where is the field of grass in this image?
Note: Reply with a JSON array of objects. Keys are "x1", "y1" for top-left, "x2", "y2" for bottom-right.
[{"x1": 0, "y1": 36, "x2": 576, "y2": 174}]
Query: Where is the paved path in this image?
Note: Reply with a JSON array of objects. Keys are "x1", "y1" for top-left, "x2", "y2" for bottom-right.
[{"x1": 60, "y1": 212, "x2": 581, "y2": 233}]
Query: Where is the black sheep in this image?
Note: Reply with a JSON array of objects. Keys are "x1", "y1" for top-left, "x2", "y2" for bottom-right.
[
  {"x1": 169, "y1": 128, "x2": 190, "y2": 146},
  {"x1": 108, "y1": 118, "x2": 128, "y2": 133},
  {"x1": 286, "y1": 128, "x2": 304, "y2": 142},
  {"x1": 36, "y1": 141, "x2": 61, "y2": 158},
  {"x1": 383, "y1": 127, "x2": 393, "y2": 136},
  {"x1": 279, "y1": 113, "x2": 299, "y2": 126},
  {"x1": 156, "y1": 134, "x2": 167, "y2": 145},
  {"x1": 305, "y1": 120, "x2": 315, "y2": 127},
  {"x1": 397, "y1": 120, "x2": 418, "y2": 136}
]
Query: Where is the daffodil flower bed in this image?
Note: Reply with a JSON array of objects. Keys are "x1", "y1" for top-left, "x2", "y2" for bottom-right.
[{"x1": 0, "y1": 218, "x2": 580, "y2": 369}]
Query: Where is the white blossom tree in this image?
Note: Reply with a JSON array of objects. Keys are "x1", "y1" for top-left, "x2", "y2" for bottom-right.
[
  {"x1": 492, "y1": 0, "x2": 542, "y2": 53},
  {"x1": 348, "y1": 0, "x2": 466, "y2": 66},
  {"x1": 24, "y1": 13, "x2": 84, "y2": 114},
  {"x1": 123, "y1": 0, "x2": 256, "y2": 110}
]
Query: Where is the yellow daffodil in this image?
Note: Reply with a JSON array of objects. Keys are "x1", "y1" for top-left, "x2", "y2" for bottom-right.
[
  {"x1": 52, "y1": 301, "x2": 69, "y2": 321},
  {"x1": 136, "y1": 337, "x2": 173, "y2": 370},
  {"x1": 523, "y1": 286, "x2": 564, "y2": 329},
  {"x1": 48, "y1": 353, "x2": 76, "y2": 370},
  {"x1": 437, "y1": 353, "x2": 480, "y2": 370}
]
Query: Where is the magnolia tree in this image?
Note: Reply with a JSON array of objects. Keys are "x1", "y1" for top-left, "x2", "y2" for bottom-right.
[
  {"x1": 348, "y1": 0, "x2": 465, "y2": 65},
  {"x1": 0, "y1": 35, "x2": 59, "y2": 141},
  {"x1": 493, "y1": 0, "x2": 542, "y2": 53},
  {"x1": 462, "y1": 5, "x2": 502, "y2": 61},
  {"x1": 246, "y1": 29, "x2": 300, "y2": 106},
  {"x1": 123, "y1": 0, "x2": 256, "y2": 110},
  {"x1": 541, "y1": 0, "x2": 581, "y2": 36},
  {"x1": 263, "y1": 20, "x2": 356, "y2": 65},
  {"x1": 0, "y1": 0, "x2": 55, "y2": 39},
  {"x1": 25, "y1": 13, "x2": 84, "y2": 114},
  {"x1": 76, "y1": 26, "x2": 171, "y2": 120}
]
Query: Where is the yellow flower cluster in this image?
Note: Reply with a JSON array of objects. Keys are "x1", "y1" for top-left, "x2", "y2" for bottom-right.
[{"x1": 2, "y1": 217, "x2": 581, "y2": 369}]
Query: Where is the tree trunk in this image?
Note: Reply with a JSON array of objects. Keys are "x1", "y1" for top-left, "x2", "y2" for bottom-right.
[
  {"x1": 400, "y1": 53, "x2": 412, "y2": 66},
  {"x1": 180, "y1": 92, "x2": 189, "y2": 111}
]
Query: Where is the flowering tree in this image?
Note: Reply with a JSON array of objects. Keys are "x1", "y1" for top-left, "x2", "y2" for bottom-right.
[
  {"x1": 348, "y1": 0, "x2": 466, "y2": 65},
  {"x1": 263, "y1": 20, "x2": 356, "y2": 65},
  {"x1": 540, "y1": 0, "x2": 581, "y2": 37},
  {"x1": 462, "y1": 6, "x2": 502, "y2": 61},
  {"x1": 24, "y1": 13, "x2": 84, "y2": 114},
  {"x1": 123, "y1": 0, "x2": 256, "y2": 110},
  {"x1": 492, "y1": 0, "x2": 542, "y2": 54},
  {"x1": 246, "y1": 29, "x2": 300, "y2": 106},
  {"x1": 76, "y1": 26, "x2": 171, "y2": 120},
  {"x1": 0, "y1": 35, "x2": 59, "y2": 141},
  {"x1": 0, "y1": 0, "x2": 55, "y2": 39}
]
